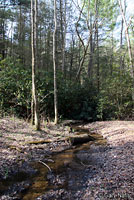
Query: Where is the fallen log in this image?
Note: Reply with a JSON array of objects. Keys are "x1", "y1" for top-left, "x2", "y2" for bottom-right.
[
  {"x1": 25, "y1": 139, "x2": 53, "y2": 145},
  {"x1": 67, "y1": 134, "x2": 95, "y2": 145},
  {"x1": 24, "y1": 134, "x2": 95, "y2": 146},
  {"x1": 25, "y1": 138, "x2": 66, "y2": 145}
]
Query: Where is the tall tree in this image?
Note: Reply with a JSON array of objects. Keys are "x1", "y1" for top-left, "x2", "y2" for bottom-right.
[
  {"x1": 53, "y1": 0, "x2": 58, "y2": 124},
  {"x1": 118, "y1": 0, "x2": 133, "y2": 71},
  {"x1": 94, "y1": 0, "x2": 100, "y2": 92},
  {"x1": 118, "y1": 0, "x2": 134, "y2": 103},
  {"x1": 59, "y1": 0, "x2": 67, "y2": 75},
  {"x1": 0, "y1": 0, "x2": 7, "y2": 59},
  {"x1": 74, "y1": 0, "x2": 91, "y2": 80},
  {"x1": 31, "y1": 0, "x2": 40, "y2": 130}
]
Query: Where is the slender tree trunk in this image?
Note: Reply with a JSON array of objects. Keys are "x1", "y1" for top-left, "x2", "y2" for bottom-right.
[
  {"x1": 120, "y1": 18, "x2": 124, "y2": 71},
  {"x1": 118, "y1": 0, "x2": 133, "y2": 73},
  {"x1": 31, "y1": 0, "x2": 40, "y2": 130},
  {"x1": 61, "y1": 0, "x2": 67, "y2": 76},
  {"x1": 1, "y1": 1, "x2": 6, "y2": 59},
  {"x1": 31, "y1": 0, "x2": 35, "y2": 125},
  {"x1": 60, "y1": 0, "x2": 64, "y2": 72},
  {"x1": 2, "y1": 21, "x2": 5, "y2": 59},
  {"x1": 76, "y1": 44, "x2": 90, "y2": 80},
  {"x1": 18, "y1": 4, "x2": 22, "y2": 60},
  {"x1": 53, "y1": 0, "x2": 58, "y2": 124},
  {"x1": 110, "y1": 31, "x2": 114, "y2": 75},
  {"x1": 75, "y1": 0, "x2": 90, "y2": 80},
  {"x1": 95, "y1": 0, "x2": 100, "y2": 92},
  {"x1": 88, "y1": 13, "x2": 93, "y2": 78},
  {"x1": 118, "y1": 0, "x2": 134, "y2": 103},
  {"x1": 120, "y1": 0, "x2": 126, "y2": 72},
  {"x1": 96, "y1": 28, "x2": 100, "y2": 92},
  {"x1": 34, "y1": 0, "x2": 39, "y2": 72},
  {"x1": 69, "y1": 35, "x2": 75, "y2": 80}
]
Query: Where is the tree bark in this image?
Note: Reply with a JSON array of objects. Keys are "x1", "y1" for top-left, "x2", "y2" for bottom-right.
[
  {"x1": 75, "y1": 0, "x2": 90, "y2": 80},
  {"x1": 31, "y1": 0, "x2": 40, "y2": 130},
  {"x1": 95, "y1": 0, "x2": 100, "y2": 92},
  {"x1": 61, "y1": 0, "x2": 67, "y2": 76},
  {"x1": 118, "y1": 0, "x2": 134, "y2": 74},
  {"x1": 118, "y1": 0, "x2": 134, "y2": 104},
  {"x1": 88, "y1": 13, "x2": 93, "y2": 78},
  {"x1": 53, "y1": 0, "x2": 58, "y2": 124},
  {"x1": 120, "y1": 17, "x2": 124, "y2": 71},
  {"x1": 1, "y1": 1, "x2": 6, "y2": 59}
]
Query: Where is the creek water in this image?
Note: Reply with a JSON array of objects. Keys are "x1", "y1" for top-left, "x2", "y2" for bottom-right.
[{"x1": 0, "y1": 127, "x2": 106, "y2": 200}]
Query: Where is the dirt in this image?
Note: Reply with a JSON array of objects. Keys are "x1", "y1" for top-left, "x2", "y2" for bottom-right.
[
  {"x1": 0, "y1": 117, "x2": 72, "y2": 180},
  {"x1": 82, "y1": 121, "x2": 134, "y2": 199},
  {"x1": 0, "y1": 118, "x2": 134, "y2": 199}
]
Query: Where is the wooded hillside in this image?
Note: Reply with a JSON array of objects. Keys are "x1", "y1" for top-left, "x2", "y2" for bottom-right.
[{"x1": 0, "y1": 0, "x2": 134, "y2": 123}]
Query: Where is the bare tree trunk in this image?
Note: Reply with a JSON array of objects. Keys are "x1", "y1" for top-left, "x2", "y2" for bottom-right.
[
  {"x1": 62, "y1": 0, "x2": 67, "y2": 75},
  {"x1": 75, "y1": 0, "x2": 90, "y2": 80},
  {"x1": 34, "y1": 0, "x2": 39, "y2": 71},
  {"x1": 69, "y1": 34, "x2": 75, "y2": 80},
  {"x1": 88, "y1": 13, "x2": 93, "y2": 78},
  {"x1": 31, "y1": 0, "x2": 35, "y2": 125},
  {"x1": 31, "y1": 0, "x2": 40, "y2": 130},
  {"x1": 118, "y1": 0, "x2": 133, "y2": 73},
  {"x1": 96, "y1": 28, "x2": 100, "y2": 92},
  {"x1": 53, "y1": 0, "x2": 58, "y2": 124},
  {"x1": 120, "y1": 17, "x2": 124, "y2": 71},
  {"x1": 95, "y1": 0, "x2": 100, "y2": 92},
  {"x1": 59, "y1": 0, "x2": 67, "y2": 76},
  {"x1": 1, "y1": 0, "x2": 6, "y2": 59},
  {"x1": 110, "y1": 31, "x2": 114, "y2": 76},
  {"x1": 120, "y1": 0, "x2": 126, "y2": 72},
  {"x1": 76, "y1": 44, "x2": 90, "y2": 80},
  {"x1": 118, "y1": 0, "x2": 134, "y2": 104},
  {"x1": 18, "y1": 4, "x2": 22, "y2": 60}
]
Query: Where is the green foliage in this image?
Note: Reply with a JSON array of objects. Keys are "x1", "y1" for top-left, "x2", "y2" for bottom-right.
[
  {"x1": 0, "y1": 58, "x2": 98, "y2": 121},
  {"x1": 97, "y1": 70, "x2": 133, "y2": 120},
  {"x1": 36, "y1": 72, "x2": 98, "y2": 121},
  {"x1": 57, "y1": 78, "x2": 98, "y2": 121},
  {"x1": 0, "y1": 57, "x2": 133, "y2": 122},
  {"x1": 0, "y1": 57, "x2": 31, "y2": 117}
]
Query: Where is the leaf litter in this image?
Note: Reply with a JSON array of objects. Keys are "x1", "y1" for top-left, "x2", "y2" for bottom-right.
[{"x1": 0, "y1": 118, "x2": 134, "y2": 199}]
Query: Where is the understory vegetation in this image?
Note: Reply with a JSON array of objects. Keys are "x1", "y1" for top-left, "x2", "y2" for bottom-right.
[{"x1": 0, "y1": 56, "x2": 133, "y2": 121}]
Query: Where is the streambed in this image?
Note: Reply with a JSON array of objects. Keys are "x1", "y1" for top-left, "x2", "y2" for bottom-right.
[{"x1": 0, "y1": 126, "x2": 107, "y2": 200}]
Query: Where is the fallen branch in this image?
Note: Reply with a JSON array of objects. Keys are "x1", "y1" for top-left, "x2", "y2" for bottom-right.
[
  {"x1": 25, "y1": 138, "x2": 67, "y2": 145},
  {"x1": 38, "y1": 160, "x2": 52, "y2": 172},
  {"x1": 80, "y1": 161, "x2": 92, "y2": 168},
  {"x1": 25, "y1": 139, "x2": 53, "y2": 145},
  {"x1": 8, "y1": 145, "x2": 22, "y2": 152}
]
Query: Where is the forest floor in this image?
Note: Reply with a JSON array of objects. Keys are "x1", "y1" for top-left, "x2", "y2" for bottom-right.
[{"x1": 0, "y1": 117, "x2": 134, "y2": 199}]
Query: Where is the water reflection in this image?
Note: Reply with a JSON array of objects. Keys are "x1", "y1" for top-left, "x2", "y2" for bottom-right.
[{"x1": 0, "y1": 127, "x2": 106, "y2": 200}]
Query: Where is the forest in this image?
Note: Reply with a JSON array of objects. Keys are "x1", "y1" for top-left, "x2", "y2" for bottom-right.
[
  {"x1": 0, "y1": 0, "x2": 134, "y2": 126},
  {"x1": 0, "y1": 0, "x2": 134, "y2": 199}
]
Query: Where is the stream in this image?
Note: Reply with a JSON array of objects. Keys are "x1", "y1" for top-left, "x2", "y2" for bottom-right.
[{"x1": 0, "y1": 126, "x2": 107, "y2": 200}]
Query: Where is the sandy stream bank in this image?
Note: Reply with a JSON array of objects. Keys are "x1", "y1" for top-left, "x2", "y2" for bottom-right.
[{"x1": 0, "y1": 118, "x2": 134, "y2": 199}]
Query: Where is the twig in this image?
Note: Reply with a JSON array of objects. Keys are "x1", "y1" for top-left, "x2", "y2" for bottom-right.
[
  {"x1": 38, "y1": 160, "x2": 52, "y2": 172},
  {"x1": 81, "y1": 161, "x2": 92, "y2": 168},
  {"x1": 40, "y1": 92, "x2": 53, "y2": 103}
]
